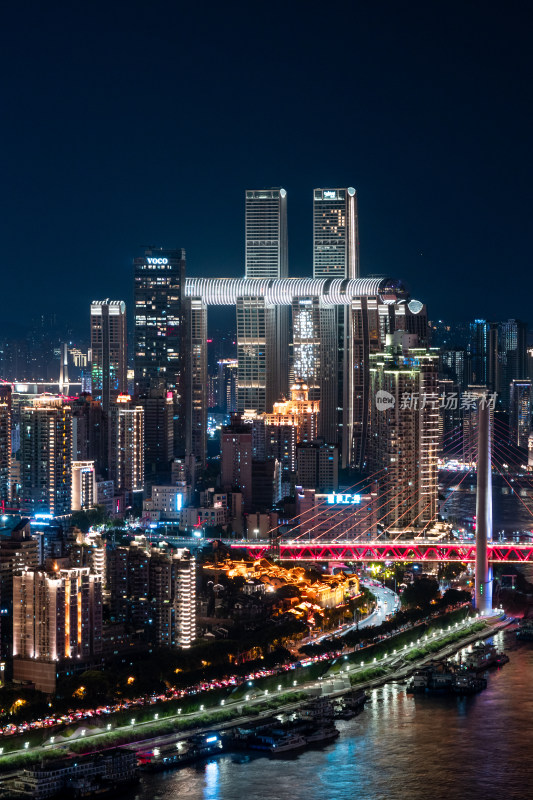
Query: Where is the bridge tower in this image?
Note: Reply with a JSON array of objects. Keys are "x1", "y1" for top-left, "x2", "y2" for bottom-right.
[{"x1": 475, "y1": 398, "x2": 493, "y2": 613}]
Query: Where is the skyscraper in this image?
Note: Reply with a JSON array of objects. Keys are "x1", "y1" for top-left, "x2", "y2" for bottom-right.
[
  {"x1": 20, "y1": 397, "x2": 72, "y2": 517},
  {"x1": 217, "y1": 359, "x2": 238, "y2": 414},
  {"x1": 71, "y1": 394, "x2": 107, "y2": 476},
  {"x1": 186, "y1": 297, "x2": 208, "y2": 468},
  {"x1": 296, "y1": 441, "x2": 339, "y2": 493},
  {"x1": 134, "y1": 247, "x2": 187, "y2": 455},
  {"x1": 0, "y1": 385, "x2": 11, "y2": 504},
  {"x1": 510, "y1": 379, "x2": 531, "y2": 449},
  {"x1": 90, "y1": 300, "x2": 127, "y2": 414},
  {"x1": 238, "y1": 189, "x2": 288, "y2": 412},
  {"x1": 13, "y1": 567, "x2": 102, "y2": 692},
  {"x1": 109, "y1": 395, "x2": 144, "y2": 500},
  {"x1": 137, "y1": 387, "x2": 174, "y2": 487},
  {"x1": 368, "y1": 333, "x2": 439, "y2": 532},
  {"x1": 245, "y1": 188, "x2": 288, "y2": 279},
  {"x1": 499, "y1": 319, "x2": 527, "y2": 406},
  {"x1": 313, "y1": 188, "x2": 359, "y2": 463},
  {"x1": 313, "y1": 188, "x2": 359, "y2": 280},
  {"x1": 221, "y1": 417, "x2": 253, "y2": 509}
]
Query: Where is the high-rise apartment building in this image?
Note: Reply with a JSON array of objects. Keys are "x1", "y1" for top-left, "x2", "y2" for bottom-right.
[
  {"x1": 109, "y1": 395, "x2": 144, "y2": 499},
  {"x1": 13, "y1": 567, "x2": 102, "y2": 693},
  {"x1": 221, "y1": 417, "x2": 253, "y2": 509},
  {"x1": 217, "y1": 359, "x2": 238, "y2": 414},
  {"x1": 106, "y1": 543, "x2": 195, "y2": 649},
  {"x1": 136, "y1": 386, "x2": 174, "y2": 488},
  {"x1": 71, "y1": 394, "x2": 107, "y2": 475},
  {"x1": 510, "y1": 379, "x2": 531, "y2": 449},
  {"x1": 296, "y1": 441, "x2": 339, "y2": 493},
  {"x1": 90, "y1": 300, "x2": 127, "y2": 414},
  {"x1": 0, "y1": 385, "x2": 11, "y2": 504},
  {"x1": 71, "y1": 460, "x2": 97, "y2": 511},
  {"x1": 134, "y1": 247, "x2": 187, "y2": 455},
  {"x1": 238, "y1": 189, "x2": 288, "y2": 412},
  {"x1": 368, "y1": 333, "x2": 439, "y2": 532},
  {"x1": 20, "y1": 396, "x2": 72, "y2": 517},
  {"x1": 0, "y1": 518, "x2": 39, "y2": 660},
  {"x1": 175, "y1": 548, "x2": 196, "y2": 648}
]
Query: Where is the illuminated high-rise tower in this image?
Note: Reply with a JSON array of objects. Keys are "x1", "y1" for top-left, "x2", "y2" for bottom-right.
[
  {"x1": 0, "y1": 385, "x2": 11, "y2": 504},
  {"x1": 313, "y1": 188, "x2": 359, "y2": 464},
  {"x1": 368, "y1": 333, "x2": 439, "y2": 531},
  {"x1": 313, "y1": 188, "x2": 359, "y2": 280},
  {"x1": 90, "y1": 300, "x2": 127, "y2": 414},
  {"x1": 20, "y1": 397, "x2": 72, "y2": 517},
  {"x1": 238, "y1": 189, "x2": 288, "y2": 412},
  {"x1": 134, "y1": 247, "x2": 187, "y2": 455}
]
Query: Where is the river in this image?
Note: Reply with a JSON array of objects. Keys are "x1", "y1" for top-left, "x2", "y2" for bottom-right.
[{"x1": 131, "y1": 628, "x2": 532, "y2": 800}]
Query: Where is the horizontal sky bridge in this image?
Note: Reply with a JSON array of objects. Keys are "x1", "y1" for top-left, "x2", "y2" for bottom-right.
[{"x1": 184, "y1": 276, "x2": 408, "y2": 305}]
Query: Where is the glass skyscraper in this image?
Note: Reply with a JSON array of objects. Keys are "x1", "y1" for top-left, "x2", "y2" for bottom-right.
[
  {"x1": 90, "y1": 299, "x2": 127, "y2": 414},
  {"x1": 133, "y1": 247, "x2": 187, "y2": 455},
  {"x1": 238, "y1": 189, "x2": 288, "y2": 413},
  {"x1": 313, "y1": 188, "x2": 359, "y2": 464}
]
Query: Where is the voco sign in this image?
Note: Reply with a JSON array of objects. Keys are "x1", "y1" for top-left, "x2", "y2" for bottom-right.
[{"x1": 146, "y1": 257, "x2": 169, "y2": 265}]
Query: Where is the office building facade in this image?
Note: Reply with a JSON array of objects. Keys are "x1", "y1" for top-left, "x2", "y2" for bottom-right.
[
  {"x1": 134, "y1": 247, "x2": 187, "y2": 455},
  {"x1": 313, "y1": 188, "x2": 359, "y2": 463},
  {"x1": 238, "y1": 189, "x2": 289, "y2": 412}
]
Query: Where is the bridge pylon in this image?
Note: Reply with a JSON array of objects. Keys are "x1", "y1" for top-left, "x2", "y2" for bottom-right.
[{"x1": 475, "y1": 397, "x2": 493, "y2": 614}]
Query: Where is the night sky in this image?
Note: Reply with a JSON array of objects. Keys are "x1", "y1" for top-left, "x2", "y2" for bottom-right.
[{"x1": 2, "y1": 1, "x2": 532, "y2": 337}]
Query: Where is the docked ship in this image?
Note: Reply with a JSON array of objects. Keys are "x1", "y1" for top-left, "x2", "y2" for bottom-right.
[
  {"x1": 462, "y1": 642, "x2": 509, "y2": 671},
  {"x1": 0, "y1": 748, "x2": 138, "y2": 799},
  {"x1": 269, "y1": 734, "x2": 308, "y2": 756},
  {"x1": 139, "y1": 732, "x2": 224, "y2": 771},
  {"x1": 408, "y1": 660, "x2": 487, "y2": 695},
  {"x1": 334, "y1": 690, "x2": 368, "y2": 720},
  {"x1": 232, "y1": 697, "x2": 341, "y2": 757}
]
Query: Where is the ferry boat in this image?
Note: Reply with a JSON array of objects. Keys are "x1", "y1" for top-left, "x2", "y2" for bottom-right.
[
  {"x1": 269, "y1": 734, "x2": 308, "y2": 756},
  {"x1": 463, "y1": 642, "x2": 508, "y2": 671}
]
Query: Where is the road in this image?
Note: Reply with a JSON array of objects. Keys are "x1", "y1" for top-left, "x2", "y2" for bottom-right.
[{"x1": 356, "y1": 579, "x2": 400, "y2": 630}]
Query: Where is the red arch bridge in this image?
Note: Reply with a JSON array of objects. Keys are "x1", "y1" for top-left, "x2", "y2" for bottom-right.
[{"x1": 226, "y1": 540, "x2": 533, "y2": 562}]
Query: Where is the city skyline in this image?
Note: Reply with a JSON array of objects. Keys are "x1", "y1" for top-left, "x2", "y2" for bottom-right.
[{"x1": 2, "y1": 3, "x2": 533, "y2": 335}]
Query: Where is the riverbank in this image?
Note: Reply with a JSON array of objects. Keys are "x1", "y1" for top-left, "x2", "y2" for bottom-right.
[{"x1": 0, "y1": 614, "x2": 509, "y2": 772}]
